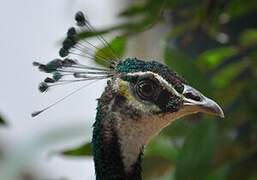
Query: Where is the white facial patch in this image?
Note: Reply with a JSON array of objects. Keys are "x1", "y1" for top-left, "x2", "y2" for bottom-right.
[
  {"x1": 110, "y1": 73, "x2": 189, "y2": 173},
  {"x1": 125, "y1": 71, "x2": 183, "y2": 97},
  {"x1": 116, "y1": 109, "x2": 191, "y2": 173},
  {"x1": 116, "y1": 77, "x2": 161, "y2": 114}
]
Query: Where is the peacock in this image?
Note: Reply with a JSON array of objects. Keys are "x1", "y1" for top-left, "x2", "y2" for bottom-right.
[{"x1": 32, "y1": 11, "x2": 224, "y2": 180}]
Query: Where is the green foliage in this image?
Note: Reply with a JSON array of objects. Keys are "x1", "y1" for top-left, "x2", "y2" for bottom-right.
[
  {"x1": 175, "y1": 118, "x2": 216, "y2": 180},
  {"x1": 165, "y1": 48, "x2": 210, "y2": 93},
  {"x1": 212, "y1": 61, "x2": 248, "y2": 88},
  {"x1": 239, "y1": 28, "x2": 257, "y2": 47},
  {"x1": 62, "y1": 142, "x2": 92, "y2": 156},
  {"x1": 62, "y1": 0, "x2": 257, "y2": 179},
  {"x1": 0, "y1": 115, "x2": 7, "y2": 126},
  {"x1": 198, "y1": 46, "x2": 238, "y2": 69},
  {"x1": 94, "y1": 36, "x2": 127, "y2": 67},
  {"x1": 145, "y1": 136, "x2": 178, "y2": 161}
]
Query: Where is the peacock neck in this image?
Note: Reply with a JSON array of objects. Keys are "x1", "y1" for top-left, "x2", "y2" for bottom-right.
[{"x1": 92, "y1": 80, "x2": 143, "y2": 180}]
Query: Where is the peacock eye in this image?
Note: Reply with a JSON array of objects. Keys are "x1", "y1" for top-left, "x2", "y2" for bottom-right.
[{"x1": 135, "y1": 79, "x2": 158, "y2": 101}]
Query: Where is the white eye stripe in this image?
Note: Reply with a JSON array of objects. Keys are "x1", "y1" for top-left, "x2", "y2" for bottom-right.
[
  {"x1": 182, "y1": 84, "x2": 204, "y2": 103},
  {"x1": 125, "y1": 71, "x2": 183, "y2": 97}
]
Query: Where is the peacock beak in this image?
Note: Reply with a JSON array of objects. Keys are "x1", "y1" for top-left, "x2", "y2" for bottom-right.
[
  {"x1": 182, "y1": 85, "x2": 224, "y2": 118},
  {"x1": 195, "y1": 96, "x2": 224, "y2": 118}
]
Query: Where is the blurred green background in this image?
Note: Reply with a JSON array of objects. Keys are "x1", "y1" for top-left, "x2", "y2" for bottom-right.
[
  {"x1": 1, "y1": 0, "x2": 256, "y2": 180},
  {"x1": 64, "y1": 0, "x2": 257, "y2": 180}
]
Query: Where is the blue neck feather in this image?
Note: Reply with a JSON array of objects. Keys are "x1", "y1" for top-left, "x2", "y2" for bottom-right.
[{"x1": 92, "y1": 82, "x2": 143, "y2": 180}]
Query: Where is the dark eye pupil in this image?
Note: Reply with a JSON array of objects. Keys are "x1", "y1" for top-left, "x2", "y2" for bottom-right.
[
  {"x1": 139, "y1": 83, "x2": 153, "y2": 96},
  {"x1": 136, "y1": 80, "x2": 156, "y2": 100},
  {"x1": 184, "y1": 92, "x2": 201, "y2": 101}
]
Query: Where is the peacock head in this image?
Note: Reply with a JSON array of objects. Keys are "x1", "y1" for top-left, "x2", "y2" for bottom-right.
[{"x1": 110, "y1": 58, "x2": 224, "y2": 122}]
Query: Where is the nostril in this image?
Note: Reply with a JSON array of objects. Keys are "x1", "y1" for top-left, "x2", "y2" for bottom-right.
[{"x1": 184, "y1": 92, "x2": 201, "y2": 101}]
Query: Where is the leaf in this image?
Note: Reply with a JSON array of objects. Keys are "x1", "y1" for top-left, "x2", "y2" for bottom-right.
[
  {"x1": 164, "y1": 48, "x2": 211, "y2": 93},
  {"x1": 62, "y1": 142, "x2": 92, "y2": 156},
  {"x1": 174, "y1": 118, "x2": 217, "y2": 180},
  {"x1": 94, "y1": 36, "x2": 127, "y2": 67},
  {"x1": 226, "y1": 0, "x2": 257, "y2": 19},
  {"x1": 239, "y1": 28, "x2": 257, "y2": 47},
  {"x1": 198, "y1": 46, "x2": 238, "y2": 69},
  {"x1": 211, "y1": 61, "x2": 248, "y2": 88},
  {"x1": 0, "y1": 115, "x2": 7, "y2": 126}
]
